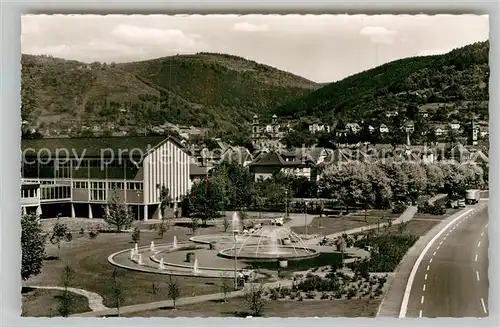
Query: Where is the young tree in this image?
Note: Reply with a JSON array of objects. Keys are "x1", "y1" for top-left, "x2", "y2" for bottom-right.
[
  {"x1": 108, "y1": 269, "x2": 126, "y2": 317},
  {"x1": 243, "y1": 283, "x2": 266, "y2": 317},
  {"x1": 222, "y1": 215, "x2": 230, "y2": 232},
  {"x1": 219, "y1": 271, "x2": 232, "y2": 303},
  {"x1": 49, "y1": 216, "x2": 73, "y2": 259},
  {"x1": 21, "y1": 213, "x2": 46, "y2": 281},
  {"x1": 158, "y1": 184, "x2": 172, "y2": 220},
  {"x1": 131, "y1": 227, "x2": 141, "y2": 244},
  {"x1": 190, "y1": 217, "x2": 199, "y2": 235},
  {"x1": 103, "y1": 188, "x2": 134, "y2": 232},
  {"x1": 167, "y1": 276, "x2": 181, "y2": 310},
  {"x1": 57, "y1": 264, "x2": 75, "y2": 317},
  {"x1": 157, "y1": 218, "x2": 169, "y2": 238}
]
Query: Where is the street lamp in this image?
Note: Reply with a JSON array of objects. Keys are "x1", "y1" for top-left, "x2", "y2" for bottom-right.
[
  {"x1": 304, "y1": 200, "x2": 308, "y2": 236},
  {"x1": 233, "y1": 229, "x2": 239, "y2": 290},
  {"x1": 284, "y1": 189, "x2": 288, "y2": 219},
  {"x1": 136, "y1": 191, "x2": 141, "y2": 221}
]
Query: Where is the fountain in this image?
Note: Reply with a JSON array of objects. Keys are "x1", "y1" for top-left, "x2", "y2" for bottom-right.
[
  {"x1": 150, "y1": 241, "x2": 155, "y2": 252},
  {"x1": 218, "y1": 226, "x2": 318, "y2": 262},
  {"x1": 172, "y1": 236, "x2": 178, "y2": 249},
  {"x1": 137, "y1": 253, "x2": 143, "y2": 265},
  {"x1": 129, "y1": 248, "x2": 135, "y2": 260},
  {"x1": 159, "y1": 257, "x2": 165, "y2": 270},
  {"x1": 134, "y1": 243, "x2": 139, "y2": 254},
  {"x1": 193, "y1": 257, "x2": 199, "y2": 275},
  {"x1": 232, "y1": 212, "x2": 240, "y2": 233}
]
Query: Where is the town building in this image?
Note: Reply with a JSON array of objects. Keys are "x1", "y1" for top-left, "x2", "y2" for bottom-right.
[
  {"x1": 308, "y1": 123, "x2": 331, "y2": 134},
  {"x1": 251, "y1": 114, "x2": 290, "y2": 149},
  {"x1": 21, "y1": 136, "x2": 192, "y2": 220}
]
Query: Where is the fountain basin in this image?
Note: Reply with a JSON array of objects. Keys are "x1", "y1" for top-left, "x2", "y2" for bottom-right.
[{"x1": 218, "y1": 246, "x2": 318, "y2": 262}]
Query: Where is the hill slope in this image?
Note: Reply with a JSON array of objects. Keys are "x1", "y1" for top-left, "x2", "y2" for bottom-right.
[
  {"x1": 275, "y1": 41, "x2": 489, "y2": 123},
  {"x1": 21, "y1": 53, "x2": 319, "y2": 133}
]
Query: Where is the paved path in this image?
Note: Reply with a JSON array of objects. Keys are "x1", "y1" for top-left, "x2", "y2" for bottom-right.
[
  {"x1": 73, "y1": 280, "x2": 294, "y2": 317},
  {"x1": 26, "y1": 285, "x2": 109, "y2": 312},
  {"x1": 377, "y1": 201, "x2": 487, "y2": 317}
]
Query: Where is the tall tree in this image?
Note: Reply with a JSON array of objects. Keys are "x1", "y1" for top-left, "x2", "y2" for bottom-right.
[
  {"x1": 103, "y1": 188, "x2": 134, "y2": 232},
  {"x1": 21, "y1": 213, "x2": 46, "y2": 281},
  {"x1": 189, "y1": 176, "x2": 225, "y2": 225}
]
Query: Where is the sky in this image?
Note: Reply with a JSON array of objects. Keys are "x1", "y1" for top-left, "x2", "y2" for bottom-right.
[{"x1": 21, "y1": 14, "x2": 489, "y2": 83}]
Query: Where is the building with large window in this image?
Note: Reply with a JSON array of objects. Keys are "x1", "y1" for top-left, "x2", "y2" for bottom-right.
[{"x1": 21, "y1": 136, "x2": 191, "y2": 220}]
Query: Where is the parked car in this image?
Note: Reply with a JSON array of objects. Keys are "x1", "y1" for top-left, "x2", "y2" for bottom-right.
[
  {"x1": 457, "y1": 199, "x2": 466, "y2": 208},
  {"x1": 271, "y1": 217, "x2": 284, "y2": 226}
]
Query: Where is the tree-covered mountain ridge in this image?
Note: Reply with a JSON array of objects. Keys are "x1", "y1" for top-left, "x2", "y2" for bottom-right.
[
  {"x1": 21, "y1": 52, "x2": 320, "y2": 134},
  {"x1": 275, "y1": 41, "x2": 490, "y2": 124}
]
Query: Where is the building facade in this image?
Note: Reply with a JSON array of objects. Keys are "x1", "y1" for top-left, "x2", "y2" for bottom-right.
[{"x1": 21, "y1": 136, "x2": 191, "y2": 220}]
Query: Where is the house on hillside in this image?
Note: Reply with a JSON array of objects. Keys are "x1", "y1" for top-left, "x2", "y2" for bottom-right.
[
  {"x1": 449, "y1": 121, "x2": 461, "y2": 131},
  {"x1": 21, "y1": 136, "x2": 192, "y2": 220},
  {"x1": 379, "y1": 124, "x2": 389, "y2": 134},
  {"x1": 346, "y1": 123, "x2": 361, "y2": 134},
  {"x1": 251, "y1": 114, "x2": 291, "y2": 149},
  {"x1": 385, "y1": 111, "x2": 399, "y2": 118},
  {"x1": 309, "y1": 123, "x2": 331, "y2": 134}
]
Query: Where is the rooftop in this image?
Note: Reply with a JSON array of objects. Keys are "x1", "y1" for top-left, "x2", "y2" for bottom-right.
[{"x1": 21, "y1": 136, "x2": 187, "y2": 158}]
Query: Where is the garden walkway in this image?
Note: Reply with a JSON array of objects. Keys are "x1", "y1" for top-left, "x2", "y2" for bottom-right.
[{"x1": 26, "y1": 285, "x2": 109, "y2": 312}]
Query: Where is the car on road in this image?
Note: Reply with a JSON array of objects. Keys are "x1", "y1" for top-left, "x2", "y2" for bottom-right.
[
  {"x1": 457, "y1": 199, "x2": 466, "y2": 208},
  {"x1": 271, "y1": 217, "x2": 284, "y2": 226}
]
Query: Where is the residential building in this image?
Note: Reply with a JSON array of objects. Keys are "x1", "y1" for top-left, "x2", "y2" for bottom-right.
[
  {"x1": 379, "y1": 124, "x2": 389, "y2": 134},
  {"x1": 251, "y1": 114, "x2": 290, "y2": 149},
  {"x1": 449, "y1": 121, "x2": 461, "y2": 130},
  {"x1": 21, "y1": 136, "x2": 192, "y2": 220},
  {"x1": 309, "y1": 123, "x2": 331, "y2": 134},
  {"x1": 385, "y1": 111, "x2": 399, "y2": 118},
  {"x1": 346, "y1": 123, "x2": 361, "y2": 134}
]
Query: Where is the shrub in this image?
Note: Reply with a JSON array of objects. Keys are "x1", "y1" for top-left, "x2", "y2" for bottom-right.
[
  {"x1": 79, "y1": 228, "x2": 85, "y2": 236},
  {"x1": 88, "y1": 230, "x2": 99, "y2": 239},
  {"x1": 392, "y1": 202, "x2": 407, "y2": 214}
]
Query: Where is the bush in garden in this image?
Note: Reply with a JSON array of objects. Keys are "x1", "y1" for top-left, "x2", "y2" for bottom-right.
[
  {"x1": 392, "y1": 202, "x2": 407, "y2": 214},
  {"x1": 320, "y1": 292, "x2": 329, "y2": 300},
  {"x1": 305, "y1": 291, "x2": 316, "y2": 299}
]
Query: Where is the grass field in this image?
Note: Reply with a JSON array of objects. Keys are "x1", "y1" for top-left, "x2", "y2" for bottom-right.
[
  {"x1": 22, "y1": 287, "x2": 91, "y2": 317},
  {"x1": 124, "y1": 297, "x2": 380, "y2": 317},
  {"x1": 26, "y1": 223, "x2": 234, "y2": 308},
  {"x1": 292, "y1": 209, "x2": 398, "y2": 236}
]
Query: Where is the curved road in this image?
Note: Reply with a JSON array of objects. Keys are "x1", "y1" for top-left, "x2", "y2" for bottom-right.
[{"x1": 404, "y1": 205, "x2": 489, "y2": 318}]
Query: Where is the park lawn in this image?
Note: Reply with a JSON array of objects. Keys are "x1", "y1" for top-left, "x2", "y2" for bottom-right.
[
  {"x1": 412, "y1": 208, "x2": 461, "y2": 221},
  {"x1": 124, "y1": 297, "x2": 380, "y2": 317},
  {"x1": 292, "y1": 215, "x2": 385, "y2": 236},
  {"x1": 22, "y1": 287, "x2": 91, "y2": 317},
  {"x1": 26, "y1": 224, "x2": 233, "y2": 308}
]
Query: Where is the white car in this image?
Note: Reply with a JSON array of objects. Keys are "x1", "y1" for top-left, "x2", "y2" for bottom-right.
[{"x1": 271, "y1": 217, "x2": 284, "y2": 226}]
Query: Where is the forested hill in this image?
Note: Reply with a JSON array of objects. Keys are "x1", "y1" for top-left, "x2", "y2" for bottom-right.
[
  {"x1": 274, "y1": 41, "x2": 489, "y2": 123},
  {"x1": 21, "y1": 52, "x2": 320, "y2": 134}
]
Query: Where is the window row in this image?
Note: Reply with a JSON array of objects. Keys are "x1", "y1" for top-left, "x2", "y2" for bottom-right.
[
  {"x1": 72, "y1": 181, "x2": 143, "y2": 190},
  {"x1": 40, "y1": 186, "x2": 71, "y2": 200},
  {"x1": 21, "y1": 188, "x2": 38, "y2": 198}
]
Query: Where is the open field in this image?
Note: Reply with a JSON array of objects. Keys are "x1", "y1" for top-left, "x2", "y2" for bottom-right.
[
  {"x1": 26, "y1": 224, "x2": 234, "y2": 307},
  {"x1": 412, "y1": 208, "x2": 461, "y2": 221},
  {"x1": 292, "y1": 209, "x2": 398, "y2": 236},
  {"x1": 22, "y1": 287, "x2": 91, "y2": 317},
  {"x1": 124, "y1": 297, "x2": 380, "y2": 317}
]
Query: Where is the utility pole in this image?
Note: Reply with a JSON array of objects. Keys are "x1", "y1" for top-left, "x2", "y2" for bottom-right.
[
  {"x1": 304, "y1": 200, "x2": 308, "y2": 235},
  {"x1": 284, "y1": 189, "x2": 288, "y2": 219}
]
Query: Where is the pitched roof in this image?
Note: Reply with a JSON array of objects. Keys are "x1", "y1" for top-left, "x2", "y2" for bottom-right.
[{"x1": 21, "y1": 136, "x2": 186, "y2": 158}]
